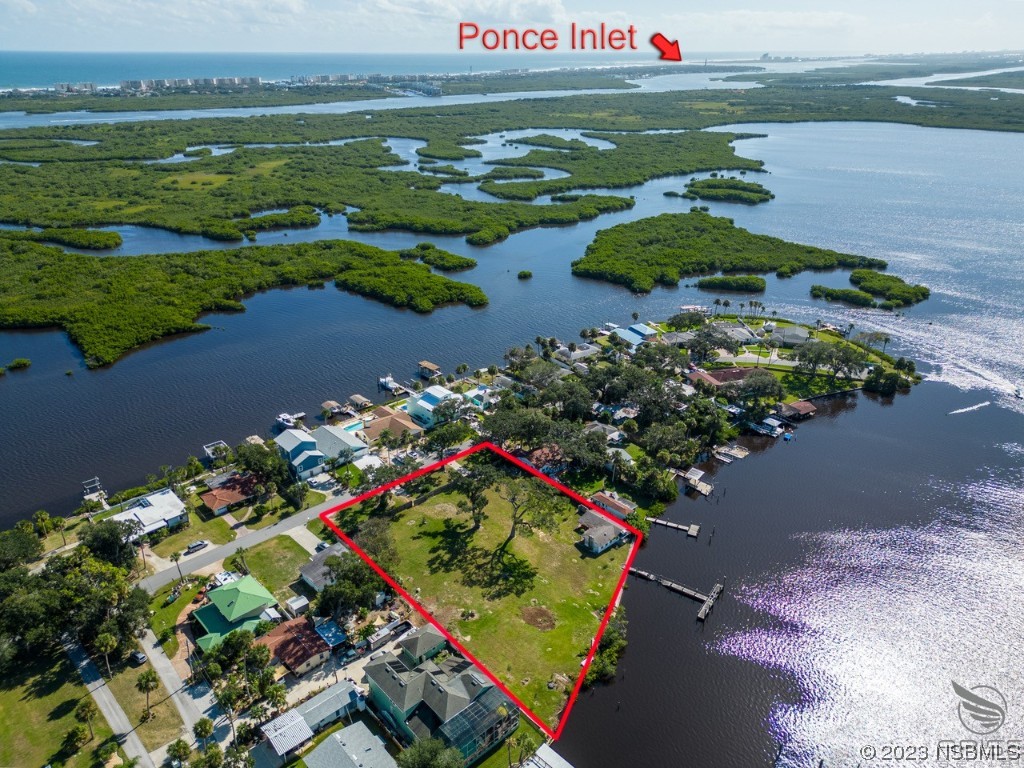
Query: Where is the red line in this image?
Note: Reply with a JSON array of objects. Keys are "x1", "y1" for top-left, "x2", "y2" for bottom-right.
[{"x1": 318, "y1": 442, "x2": 642, "y2": 740}]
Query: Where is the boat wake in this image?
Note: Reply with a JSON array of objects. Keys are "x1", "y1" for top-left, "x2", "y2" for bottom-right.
[{"x1": 948, "y1": 401, "x2": 990, "y2": 415}]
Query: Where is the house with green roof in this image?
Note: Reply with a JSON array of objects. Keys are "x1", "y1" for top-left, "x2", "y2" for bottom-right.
[{"x1": 192, "y1": 574, "x2": 279, "y2": 653}]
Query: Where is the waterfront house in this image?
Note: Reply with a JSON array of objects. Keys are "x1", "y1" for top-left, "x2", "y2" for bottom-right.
[
  {"x1": 303, "y1": 721, "x2": 396, "y2": 768},
  {"x1": 311, "y1": 424, "x2": 369, "y2": 463},
  {"x1": 192, "y1": 574, "x2": 278, "y2": 653},
  {"x1": 365, "y1": 628, "x2": 519, "y2": 765},
  {"x1": 199, "y1": 472, "x2": 258, "y2": 516},
  {"x1": 407, "y1": 385, "x2": 459, "y2": 428},
  {"x1": 628, "y1": 323, "x2": 658, "y2": 341},
  {"x1": 590, "y1": 491, "x2": 638, "y2": 520},
  {"x1": 609, "y1": 327, "x2": 646, "y2": 349},
  {"x1": 255, "y1": 617, "x2": 331, "y2": 677},
  {"x1": 578, "y1": 509, "x2": 629, "y2": 555},
  {"x1": 660, "y1": 330, "x2": 695, "y2": 348},
  {"x1": 554, "y1": 342, "x2": 601, "y2": 363},
  {"x1": 276, "y1": 429, "x2": 326, "y2": 481},
  {"x1": 711, "y1": 321, "x2": 757, "y2": 345},
  {"x1": 110, "y1": 488, "x2": 186, "y2": 540},
  {"x1": 768, "y1": 325, "x2": 811, "y2": 348},
  {"x1": 461, "y1": 384, "x2": 498, "y2": 411},
  {"x1": 686, "y1": 367, "x2": 755, "y2": 389},
  {"x1": 300, "y1": 542, "x2": 348, "y2": 593},
  {"x1": 359, "y1": 406, "x2": 423, "y2": 445}
]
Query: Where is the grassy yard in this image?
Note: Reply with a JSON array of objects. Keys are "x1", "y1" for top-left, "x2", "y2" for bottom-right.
[
  {"x1": 0, "y1": 651, "x2": 116, "y2": 768},
  {"x1": 243, "y1": 535, "x2": 314, "y2": 603},
  {"x1": 150, "y1": 510, "x2": 235, "y2": 558},
  {"x1": 381, "y1": 475, "x2": 630, "y2": 729},
  {"x1": 105, "y1": 656, "x2": 185, "y2": 751},
  {"x1": 238, "y1": 488, "x2": 327, "y2": 530},
  {"x1": 475, "y1": 718, "x2": 545, "y2": 768},
  {"x1": 149, "y1": 581, "x2": 204, "y2": 657}
]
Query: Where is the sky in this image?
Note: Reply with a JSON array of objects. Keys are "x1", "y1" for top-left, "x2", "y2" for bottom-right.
[{"x1": 1, "y1": 0, "x2": 1024, "y2": 54}]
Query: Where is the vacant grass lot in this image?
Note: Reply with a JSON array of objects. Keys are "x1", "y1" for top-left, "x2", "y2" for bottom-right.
[
  {"x1": 384, "y1": 478, "x2": 629, "y2": 728},
  {"x1": 106, "y1": 656, "x2": 184, "y2": 751},
  {"x1": 150, "y1": 510, "x2": 235, "y2": 558},
  {"x1": 244, "y1": 535, "x2": 313, "y2": 603},
  {"x1": 0, "y1": 651, "x2": 115, "y2": 768}
]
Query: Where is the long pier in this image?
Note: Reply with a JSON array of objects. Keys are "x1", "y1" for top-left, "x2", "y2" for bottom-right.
[
  {"x1": 629, "y1": 568, "x2": 724, "y2": 621},
  {"x1": 646, "y1": 517, "x2": 700, "y2": 538}
]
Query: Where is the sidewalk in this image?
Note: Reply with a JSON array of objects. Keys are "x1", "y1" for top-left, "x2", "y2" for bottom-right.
[{"x1": 65, "y1": 641, "x2": 156, "y2": 768}]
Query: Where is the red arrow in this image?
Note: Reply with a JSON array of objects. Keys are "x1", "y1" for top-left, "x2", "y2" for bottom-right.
[{"x1": 650, "y1": 32, "x2": 682, "y2": 62}]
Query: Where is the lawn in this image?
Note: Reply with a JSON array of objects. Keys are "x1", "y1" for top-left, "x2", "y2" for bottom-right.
[
  {"x1": 0, "y1": 651, "x2": 115, "y2": 768},
  {"x1": 106, "y1": 656, "x2": 185, "y2": 751},
  {"x1": 239, "y1": 489, "x2": 328, "y2": 530},
  {"x1": 378, "y1": 469, "x2": 631, "y2": 729},
  {"x1": 243, "y1": 535, "x2": 314, "y2": 602},
  {"x1": 150, "y1": 510, "x2": 236, "y2": 558},
  {"x1": 149, "y1": 581, "x2": 204, "y2": 657},
  {"x1": 475, "y1": 718, "x2": 545, "y2": 768}
]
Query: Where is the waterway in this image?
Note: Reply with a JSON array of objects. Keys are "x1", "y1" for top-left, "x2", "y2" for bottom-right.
[{"x1": 1, "y1": 113, "x2": 1023, "y2": 767}]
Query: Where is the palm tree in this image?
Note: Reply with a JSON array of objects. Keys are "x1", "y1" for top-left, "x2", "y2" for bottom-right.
[
  {"x1": 766, "y1": 339, "x2": 781, "y2": 366},
  {"x1": 722, "y1": 299, "x2": 731, "y2": 315},
  {"x1": 713, "y1": 298, "x2": 722, "y2": 316},
  {"x1": 193, "y1": 717, "x2": 214, "y2": 752},
  {"x1": 215, "y1": 683, "x2": 241, "y2": 741},
  {"x1": 75, "y1": 699, "x2": 98, "y2": 740},
  {"x1": 233, "y1": 546, "x2": 249, "y2": 574},
  {"x1": 52, "y1": 516, "x2": 68, "y2": 547},
  {"x1": 378, "y1": 428, "x2": 397, "y2": 464},
  {"x1": 95, "y1": 633, "x2": 117, "y2": 678},
  {"x1": 456, "y1": 363, "x2": 469, "y2": 376},
  {"x1": 882, "y1": 335, "x2": 891, "y2": 355},
  {"x1": 631, "y1": 311, "x2": 640, "y2": 322},
  {"x1": 170, "y1": 551, "x2": 184, "y2": 583},
  {"x1": 136, "y1": 669, "x2": 160, "y2": 720},
  {"x1": 738, "y1": 302, "x2": 746, "y2": 319}
]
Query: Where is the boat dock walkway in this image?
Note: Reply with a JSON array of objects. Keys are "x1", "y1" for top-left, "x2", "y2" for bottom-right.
[
  {"x1": 629, "y1": 568, "x2": 724, "y2": 621},
  {"x1": 672, "y1": 469, "x2": 715, "y2": 496},
  {"x1": 647, "y1": 517, "x2": 700, "y2": 538}
]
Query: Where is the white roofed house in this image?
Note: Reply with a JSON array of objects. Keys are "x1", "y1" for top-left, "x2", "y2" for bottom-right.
[
  {"x1": 407, "y1": 384, "x2": 460, "y2": 428},
  {"x1": 111, "y1": 488, "x2": 186, "y2": 540}
]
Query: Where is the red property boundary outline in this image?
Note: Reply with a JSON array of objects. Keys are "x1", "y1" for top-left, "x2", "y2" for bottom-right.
[{"x1": 318, "y1": 441, "x2": 643, "y2": 740}]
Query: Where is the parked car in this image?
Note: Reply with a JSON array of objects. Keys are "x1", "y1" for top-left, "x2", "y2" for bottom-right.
[
  {"x1": 185, "y1": 540, "x2": 209, "y2": 554},
  {"x1": 130, "y1": 650, "x2": 148, "y2": 666},
  {"x1": 315, "y1": 541, "x2": 330, "y2": 552}
]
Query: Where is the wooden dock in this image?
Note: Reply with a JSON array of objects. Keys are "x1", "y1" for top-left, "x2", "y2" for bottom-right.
[
  {"x1": 629, "y1": 568, "x2": 724, "y2": 621},
  {"x1": 646, "y1": 517, "x2": 700, "y2": 538},
  {"x1": 672, "y1": 469, "x2": 714, "y2": 496},
  {"x1": 718, "y1": 445, "x2": 750, "y2": 460}
]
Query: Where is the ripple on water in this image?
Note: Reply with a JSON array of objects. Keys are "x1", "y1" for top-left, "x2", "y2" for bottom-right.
[{"x1": 716, "y1": 465, "x2": 1024, "y2": 767}]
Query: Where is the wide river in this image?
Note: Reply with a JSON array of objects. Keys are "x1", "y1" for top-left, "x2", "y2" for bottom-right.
[{"x1": 1, "y1": 102, "x2": 1022, "y2": 766}]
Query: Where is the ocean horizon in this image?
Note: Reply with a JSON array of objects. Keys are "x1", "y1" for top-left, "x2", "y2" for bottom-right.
[{"x1": 0, "y1": 49, "x2": 798, "y2": 90}]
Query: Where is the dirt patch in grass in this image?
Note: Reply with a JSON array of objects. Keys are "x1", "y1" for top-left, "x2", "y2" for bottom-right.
[{"x1": 521, "y1": 606, "x2": 556, "y2": 631}]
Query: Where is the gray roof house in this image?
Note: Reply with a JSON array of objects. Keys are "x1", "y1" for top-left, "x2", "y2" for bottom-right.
[
  {"x1": 300, "y1": 542, "x2": 348, "y2": 593},
  {"x1": 311, "y1": 425, "x2": 369, "y2": 462},
  {"x1": 769, "y1": 325, "x2": 811, "y2": 348},
  {"x1": 364, "y1": 634, "x2": 518, "y2": 763},
  {"x1": 296, "y1": 679, "x2": 363, "y2": 732},
  {"x1": 578, "y1": 510, "x2": 629, "y2": 555},
  {"x1": 260, "y1": 709, "x2": 314, "y2": 760},
  {"x1": 303, "y1": 721, "x2": 397, "y2": 768}
]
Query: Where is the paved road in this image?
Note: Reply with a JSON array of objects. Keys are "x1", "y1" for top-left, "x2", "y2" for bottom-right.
[
  {"x1": 138, "y1": 491, "x2": 354, "y2": 593},
  {"x1": 65, "y1": 642, "x2": 157, "y2": 768}
]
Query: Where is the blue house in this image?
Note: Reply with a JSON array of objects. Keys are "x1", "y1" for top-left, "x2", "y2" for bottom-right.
[
  {"x1": 628, "y1": 323, "x2": 658, "y2": 341},
  {"x1": 276, "y1": 429, "x2": 326, "y2": 481}
]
